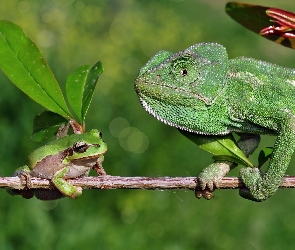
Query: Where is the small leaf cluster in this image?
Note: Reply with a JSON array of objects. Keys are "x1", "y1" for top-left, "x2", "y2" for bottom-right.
[{"x1": 0, "y1": 20, "x2": 103, "y2": 141}]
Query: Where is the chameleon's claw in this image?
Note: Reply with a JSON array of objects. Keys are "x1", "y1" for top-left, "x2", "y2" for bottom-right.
[
  {"x1": 195, "y1": 188, "x2": 215, "y2": 200},
  {"x1": 199, "y1": 176, "x2": 216, "y2": 191}
]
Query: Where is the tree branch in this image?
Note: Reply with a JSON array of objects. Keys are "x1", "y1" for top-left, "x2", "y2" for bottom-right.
[{"x1": 2, "y1": 175, "x2": 295, "y2": 191}]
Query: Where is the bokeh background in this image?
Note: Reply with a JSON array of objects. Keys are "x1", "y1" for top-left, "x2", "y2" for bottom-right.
[{"x1": 0, "y1": 0, "x2": 295, "y2": 249}]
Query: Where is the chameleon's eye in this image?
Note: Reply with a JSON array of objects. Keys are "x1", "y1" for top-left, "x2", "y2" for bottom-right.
[
  {"x1": 171, "y1": 55, "x2": 191, "y2": 77},
  {"x1": 73, "y1": 142, "x2": 90, "y2": 153},
  {"x1": 181, "y1": 69, "x2": 188, "y2": 76}
]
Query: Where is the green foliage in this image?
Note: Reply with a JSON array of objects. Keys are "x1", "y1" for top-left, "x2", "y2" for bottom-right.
[
  {"x1": 32, "y1": 111, "x2": 68, "y2": 142},
  {"x1": 0, "y1": 20, "x2": 71, "y2": 119},
  {"x1": 180, "y1": 131, "x2": 253, "y2": 167},
  {"x1": 0, "y1": 20, "x2": 103, "y2": 137},
  {"x1": 66, "y1": 61, "x2": 103, "y2": 123}
]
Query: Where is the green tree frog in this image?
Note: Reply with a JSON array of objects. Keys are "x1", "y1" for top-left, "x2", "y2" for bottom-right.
[{"x1": 10, "y1": 129, "x2": 107, "y2": 199}]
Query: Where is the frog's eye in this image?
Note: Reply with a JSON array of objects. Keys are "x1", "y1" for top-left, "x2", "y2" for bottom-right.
[{"x1": 73, "y1": 142, "x2": 90, "y2": 153}]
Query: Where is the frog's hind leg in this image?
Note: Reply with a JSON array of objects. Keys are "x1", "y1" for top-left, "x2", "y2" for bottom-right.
[{"x1": 51, "y1": 167, "x2": 82, "y2": 198}]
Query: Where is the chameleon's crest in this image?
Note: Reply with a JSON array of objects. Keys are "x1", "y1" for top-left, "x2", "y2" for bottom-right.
[{"x1": 185, "y1": 42, "x2": 228, "y2": 103}]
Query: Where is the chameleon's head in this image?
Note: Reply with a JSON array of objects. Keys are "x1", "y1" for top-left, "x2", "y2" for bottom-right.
[{"x1": 134, "y1": 42, "x2": 229, "y2": 133}]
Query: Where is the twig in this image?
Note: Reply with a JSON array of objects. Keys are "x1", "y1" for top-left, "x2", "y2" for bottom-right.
[{"x1": 1, "y1": 175, "x2": 295, "y2": 190}]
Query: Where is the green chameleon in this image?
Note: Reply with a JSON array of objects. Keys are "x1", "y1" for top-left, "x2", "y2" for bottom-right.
[{"x1": 134, "y1": 42, "x2": 295, "y2": 202}]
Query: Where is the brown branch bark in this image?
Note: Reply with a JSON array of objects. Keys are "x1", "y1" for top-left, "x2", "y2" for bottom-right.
[{"x1": 1, "y1": 175, "x2": 295, "y2": 191}]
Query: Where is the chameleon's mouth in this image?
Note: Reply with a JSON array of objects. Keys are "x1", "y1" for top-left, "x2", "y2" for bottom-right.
[
  {"x1": 134, "y1": 78, "x2": 207, "y2": 104},
  {"x1": 134, "y1": 78, "x2": 212, "y2": 134}
]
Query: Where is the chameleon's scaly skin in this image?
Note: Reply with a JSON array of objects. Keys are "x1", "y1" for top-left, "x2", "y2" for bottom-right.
[{"x1": 134, "y1": 42, "x2": 295, "y2": 201}]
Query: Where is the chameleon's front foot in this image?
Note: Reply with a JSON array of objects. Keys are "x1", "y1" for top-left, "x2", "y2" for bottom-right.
[
  {"x1": 239, "y1": 167, "x2": 277, "y2": 202},
  {"x1": 195, "y1": 161, "x2": 232, "y2": 200},
  {"x1": 198, "y1": 161, "x2": 231, "y2": 191}
]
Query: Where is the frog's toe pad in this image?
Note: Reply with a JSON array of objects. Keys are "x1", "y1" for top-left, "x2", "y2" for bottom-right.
[
  {"x1": 70, "y1": 186, "x2": 82, "y2": 198},
  {"x1": 12, "y1": 166, "x2": 30, "y2": 178}
]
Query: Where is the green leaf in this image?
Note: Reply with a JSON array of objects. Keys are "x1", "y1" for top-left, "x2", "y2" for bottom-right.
[
  {"x1": 0, "y1": 20, "x2": 72, "y2": 118},
  {"x1": 66, "y1": 65, "x2": 91, "y2": 123},
  {"x1": 179, "y1": 130, "x2": 254, "y2": 167},
  {"x1": 82, "y1": 61, "x2": 103, "y2": 120},
  {"x1": 258, "y1": 147, "x2": 273, "y2": 167},
  {"x1": 66, "y1": 61, "x2": 103, "y2": 123},
  {"x1": 206, "y1": 135, "x2": 254, "y2": 167},
  {"x1": 31, "y1": 111, "x2": 68, "y2": 142}
]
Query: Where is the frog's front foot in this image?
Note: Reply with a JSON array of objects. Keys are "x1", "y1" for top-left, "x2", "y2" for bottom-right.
[
  {"x1": 239, "y1": 167, "x2": 276, "y2": 202},
  {"x1": 93, "y1": 160, "x2": 107, "y2": 176},
  {"x1": 6, "y1": 166, "x2": 36, "y2": 199},
  {"x1": 12, "y1": 166, "x2": 31, "y2": 183},
  {"x1": 52, "y1": 167, "x2": 82, "y2": 199},
  {"x1": 198, "y1": 161, "x2": 231, "y2": 191}
]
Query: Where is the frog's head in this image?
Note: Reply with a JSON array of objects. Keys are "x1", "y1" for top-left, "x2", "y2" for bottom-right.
[
  {"x1": 65, "y1": 129, "x2": 107, "y2": 164},
  {"x1": 134, "y1": 43, "x2": 229, "y2": 133}
]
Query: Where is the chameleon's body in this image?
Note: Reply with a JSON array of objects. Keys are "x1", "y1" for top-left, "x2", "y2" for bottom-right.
[{"x1": 134, "y1": 42, "x2": 295, "y2": 201}]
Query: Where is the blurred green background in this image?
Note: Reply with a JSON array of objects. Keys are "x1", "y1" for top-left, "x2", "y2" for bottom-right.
[{"x1": 1, "y1": 0, "x2": 295, "y2": 249}]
